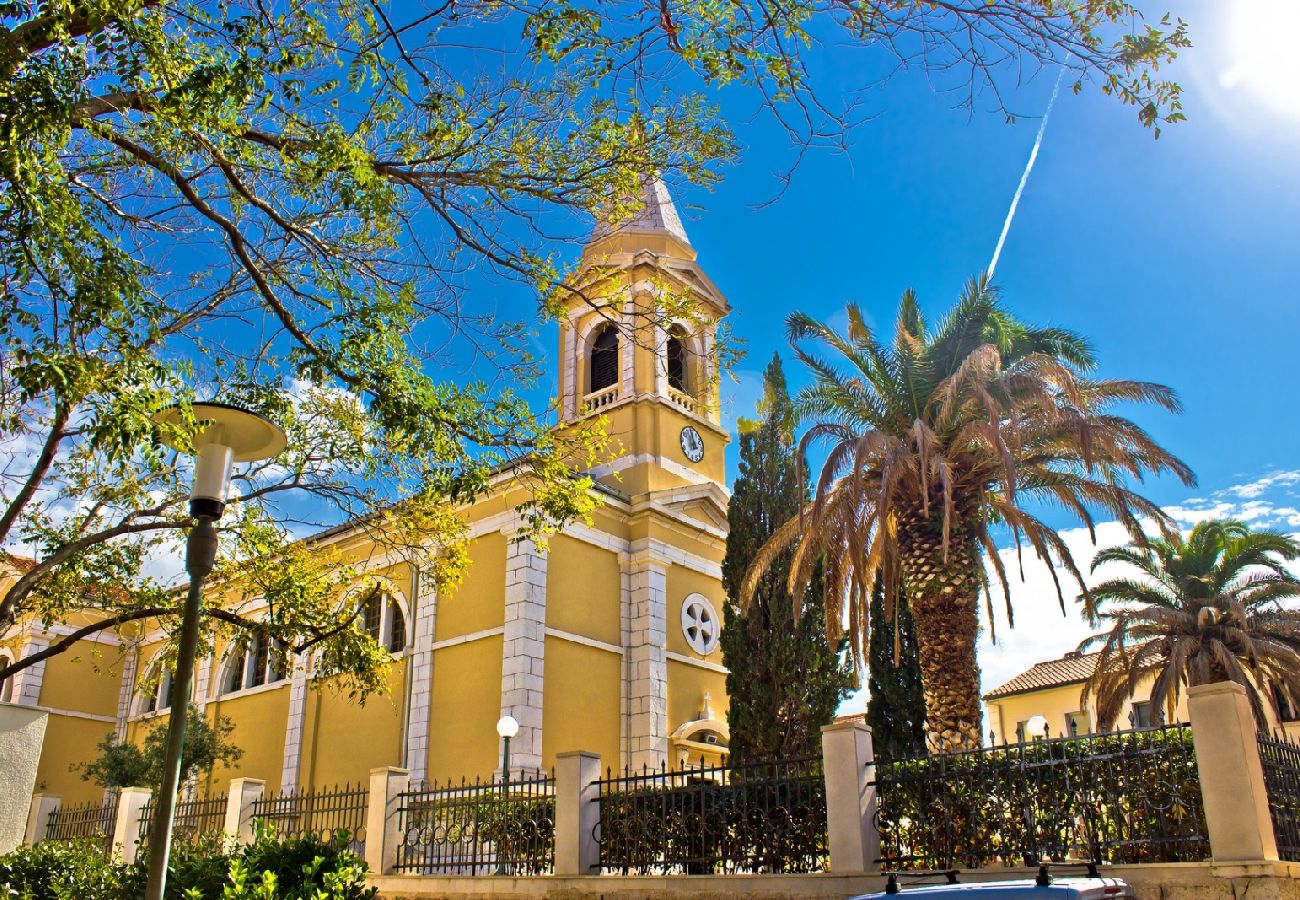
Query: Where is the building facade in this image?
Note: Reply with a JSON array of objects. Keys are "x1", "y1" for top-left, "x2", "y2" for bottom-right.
[{"x1": 0, "y1": 178, "x2": 734, "y2": 806}]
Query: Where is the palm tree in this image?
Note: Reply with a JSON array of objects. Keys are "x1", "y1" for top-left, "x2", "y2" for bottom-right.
[
  {"x1": 1081, "y1": 519, "x2": 1300, "y2": 730},
  {"x1": 741, "y1": 276, "x2": 1194, "y2": 752}
]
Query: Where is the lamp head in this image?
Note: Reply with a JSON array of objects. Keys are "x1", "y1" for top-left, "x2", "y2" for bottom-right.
[
  {"x1": 154, "y1": 402, "x2": 287, "y2": 519},
  {"x1": 496, "y1": 715, "x2": 520, "y2": 739},
  {"x1": 1025, "y1": 715, "x2": 1049, "y2": 738}
]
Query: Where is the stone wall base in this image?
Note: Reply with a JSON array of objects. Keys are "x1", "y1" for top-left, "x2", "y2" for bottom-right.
[{"x1": 372, "y1": 862, "x2": 1300, "y2": 900}]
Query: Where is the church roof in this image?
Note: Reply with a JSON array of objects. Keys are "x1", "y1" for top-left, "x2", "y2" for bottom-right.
[
  {"x1": 589, "y1": 175, "x2": 691, "y2": 247},
  {"x1": 983, "y1": 651, "x2": 1100, "y2": 701}
]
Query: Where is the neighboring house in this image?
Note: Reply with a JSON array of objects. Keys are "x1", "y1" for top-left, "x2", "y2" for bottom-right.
[
  {"x1": 984, "y1": 649, "x2": 1300, "y2": 745},
  {"x1": 1, "y1": 177, "x2": 734, "y2": 805}
]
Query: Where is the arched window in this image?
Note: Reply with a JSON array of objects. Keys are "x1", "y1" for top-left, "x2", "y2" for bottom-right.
[
  {"x1": 666, "y1": 327, "x2": 689, "y2": 393},
  {"x1": 0, "y1": 652, "x2": 13, "y2": 703},
  {"x1": 140, "y1": 668, "x2": 174, "y2": 714},
  {"x1": 221, "y1": 632, "x2": 285, "y2": 695},
  {"x1": 589, "y1": 325, "x2": 620, "y2": 394},
  {"x1": 358, "y1": 591, "x2": 407, "y2": 653}
]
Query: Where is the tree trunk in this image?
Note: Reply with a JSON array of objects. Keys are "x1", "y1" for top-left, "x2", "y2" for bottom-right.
[{"x1": 899, "y1": 522, "x2": 984, "y2": 753}]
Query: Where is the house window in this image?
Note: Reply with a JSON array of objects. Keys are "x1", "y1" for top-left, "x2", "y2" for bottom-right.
[
  {"x1": 1066, "y1": 711, "x2": 1090, "y2": 736},
  {"x1": 589, "y1": 325, "x2": 619, "y2": 394},
  {"x1": 140, "y1": 668, "x2": 175, "y2": 714},
  {"x1": 0, "y1": 652, "x2": 13, "y2": 703},
  {"x1": 358, "y1": 591, "x2": 407, "y2": 654},
  {"x1": 1130, "y1": 701, "x2": 1155, "y2": 728},
  {"x1": 667, "y1": 327, "x2": 689, "y2": 393},
  {"x1": 222, "y1": 632, "x2": 285, "y2": 694}
]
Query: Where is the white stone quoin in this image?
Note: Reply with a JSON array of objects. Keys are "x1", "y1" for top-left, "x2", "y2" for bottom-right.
[
  {"x1": 404, "y1": 566, "x2": 438, "y2": 785},
  {"x1": 626, "y1": 547, "x2": 669, "y2": 770},
  {"x1": 500, "y1": 532, "x2": 548, "y2": 774}
]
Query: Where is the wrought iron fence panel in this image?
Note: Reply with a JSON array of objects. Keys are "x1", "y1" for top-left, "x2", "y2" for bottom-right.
[
  {"x1": 594, "y1": 754, "x2": 827, "y2": 875},
  {"x1": 1257, "y1": 730, "x2": 1300, "y2": 861},
  {"x1": 874, "y1": 725, "x2": 1208, "y2": 870},
  {"x1": 46, "y1": 796, "x2": 119, "y2": 850},
  {"x1": 395, "y1": 771, "x2": 556, "y2": 875},
  {"x1": 138, "y1": 792, "x2": 228, "y2": 849},
  {"x1": 250, "y1": 783, "x2": 368, "y2": 855}
]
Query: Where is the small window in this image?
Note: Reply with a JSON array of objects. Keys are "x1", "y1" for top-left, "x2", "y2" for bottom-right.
[
  {"x1": 361, "y1": 594, "x2": 383, "y2": 642},
  {"x1": 357, "y1": 590, "x2": 407, "y2": 654},
  {"x1": 667, "y1": 328, "x2": 689, "y2": 393},
  {"x1": 589, "y1": 325, "x2": 619, "y2": 393},
  {"x1": 1066, "y1": 711, "x2": 1090, "y2": 736},
  {"x1": 387, "y1": 599, "x2": 407, "y2": 653},
  {"x1": 0, "y1": 653, "x2": 12, "y2": 703},
  {"x1": 1130, "y1": 701, "x2": 1155, "y2": 728}
]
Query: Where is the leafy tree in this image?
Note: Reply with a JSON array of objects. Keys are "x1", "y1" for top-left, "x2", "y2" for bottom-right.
[
  {"x1": 0, "y1": 0, "x2": 1189, "y2": 686},
  {"x1": 1081, "y1": 519, "x2": 1300, "y2": 729},
  {"x1": 721, "y1": 354, "x2": 851, "y2": 762},
  {"x1": 75, "y1": 705, "x2": 243, "y2": 792},
  {"x1": 866, "y1": 580, "x2": 926, "y2": 761},
  {"x1": 741, "y1": 277, "x2": 1193, "y2": 751}
]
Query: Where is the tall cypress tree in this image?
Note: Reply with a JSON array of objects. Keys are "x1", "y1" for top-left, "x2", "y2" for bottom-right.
[
  {"x1": 865, "y1": 581, "x2": 927, "y2": 760},
  {"x1": 721, "y1": 354, "x2": 852, "y2": 763}
]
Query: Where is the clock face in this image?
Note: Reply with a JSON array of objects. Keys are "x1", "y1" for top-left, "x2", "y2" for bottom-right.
[{"x1": 680, "y1": 426, "x2": 705, "y2": 463}]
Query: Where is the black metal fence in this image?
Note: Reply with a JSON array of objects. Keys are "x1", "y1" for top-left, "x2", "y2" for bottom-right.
[
  {"x1": 594, "y1": 755, "x2": 827, "y2": 875},
  {"x1": 1257, "y1": 729, "x2": 1300, "y2": 861},
  {"x1": 46, "y1": 796, "x2": 118, "y2": 850},
  {"x1": 874, "y1": 725, "x2": 1208, "y2": 870},
  {"x1": 138, "y1": 793, "x2": 228, "y2": 848},
  {"x1": 251, "y1": 783, "x2": 368, "y2": 855},
  {"x1": 394, "y1": 771, "x2": 556, "y2": 875}
]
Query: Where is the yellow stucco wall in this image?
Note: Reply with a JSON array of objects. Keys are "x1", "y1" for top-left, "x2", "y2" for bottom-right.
[
  {"x1": 39, "y1": 647, "x2": 125, "y2": 718},
  {"x1": 203, "y1": 686, "x2": 291, "y2": 794},
  {"x1": 425, "y1": 635, "x2": 503, "y2": 783},
  {"x1": 436, "y1": 533, "x2": 506, "y2": 641},
  {"x1": 546, "y1": 535, "x2": 620, "y2": 645},
  {"x1": 665, "y1": 564, "x2": 726, "y2": 667},
  {"x1": 986, "y1": 671, "x2": 1194, "y2": 744},
  {"x1": 304, "y1": 667, "x2": 406, "y2": 789},
  {"x1": 667, "y1": 659, "x2": 727, "y2": 746},
  {"x1": 541, "y1": 637, "x2": 621, "y2": 770},
  {"x1": 35, "y1": 714, "x2": 115, "y2": 805}
]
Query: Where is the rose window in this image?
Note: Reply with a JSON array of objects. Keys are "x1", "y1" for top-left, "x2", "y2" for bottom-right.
[{"x1": 680, "y1": 593, "x2": 720, "y2": 655}]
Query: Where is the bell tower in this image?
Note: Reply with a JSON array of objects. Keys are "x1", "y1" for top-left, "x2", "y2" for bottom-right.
[{"x1": 558, "y1": 177, "x2": 730, "y2": 500}]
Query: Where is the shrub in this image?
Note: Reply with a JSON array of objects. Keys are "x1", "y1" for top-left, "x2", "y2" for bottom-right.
[{"x1": 0, "y1": 831, "x2": 375, "y2": 900}]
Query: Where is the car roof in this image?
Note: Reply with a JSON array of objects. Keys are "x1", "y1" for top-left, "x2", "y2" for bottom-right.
[{"x1": 853, "y1": 878, "x2": 1131, "y2": 899}]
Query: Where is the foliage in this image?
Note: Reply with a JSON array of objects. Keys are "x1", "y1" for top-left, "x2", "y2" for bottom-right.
[
  {"x1": 866, "y1": 579, "x2": 927, "y2": 761},
  {"x1": 742, "y1": 277, "x2": 1193, "y2": 750},
  {"x1": 75, "y1": 706, "x2": 242, "y2": 792},
  {"x1": 402, "y1": 787, "x2": 555, "y2": 875},
  {"x1": 0, "y1": 0, "x2": 1190, "y2": 684},
  {"x1": 1081, "y1": 519, "x2": 1300, "y2": 729},
  {"x1": 597, "y1": 760, "x2": 827, "y2": 874},
  {"x1": 0, "y1": 832, "x2": 374, "y2": 900},
  {"x1": 875, "y1": 726, "x2": 1207, "y2": 869},
  {"x1": 721, "y1": 353, "x2": 851, "y2": 762}
]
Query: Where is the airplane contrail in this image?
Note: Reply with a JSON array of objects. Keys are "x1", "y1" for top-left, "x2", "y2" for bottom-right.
[{"x1": 987, "y1": 67, "x2": 1067, "y2": 279}]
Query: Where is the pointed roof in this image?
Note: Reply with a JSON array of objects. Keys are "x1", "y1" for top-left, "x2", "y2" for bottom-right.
[{"x1": 589, "y1": 174, "x2": 691, "y2": 247}]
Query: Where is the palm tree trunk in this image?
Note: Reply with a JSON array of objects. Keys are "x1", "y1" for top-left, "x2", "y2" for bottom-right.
[{"x1": 900, "y1": 523, "x2": 984, "y2": 753}]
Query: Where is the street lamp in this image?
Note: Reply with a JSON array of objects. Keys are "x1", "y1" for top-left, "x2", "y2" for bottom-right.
[
  {"x1": 495, "y1": 714, "x2": 519, "y2": 875},
  {"x1": 145, "y1": 403, "x2": 286, "y2": 900}
]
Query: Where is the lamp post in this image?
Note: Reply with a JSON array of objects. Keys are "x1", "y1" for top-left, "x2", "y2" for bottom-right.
[
  {"x1": 145, "y1": 403, "x2": 286, "y2": 900},
  {"x1": 495, "y1": 714, "x2": 519, "y2": 875}
]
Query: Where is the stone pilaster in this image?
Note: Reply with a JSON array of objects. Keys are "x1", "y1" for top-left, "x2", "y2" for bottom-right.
[
  {"x1": 192, "y1": 655, "x2": 214, "y2": 710},
  {"x1": 500, "y1": 532, "x2": 547, "y2": 774},
  {"x1": 279, "y1": 655, "x2": 311, "y2": 790},
  {"x1": 11, "y1": 635, "x2": 48, "y2": 707},
  {"x1": 626, "y1": 548, "x2": 669, "y2": 770},
  {"x1": 113, "y1": 647, "x2": 139, "y2": 740},
  {"x1": 404, "y1": 568, "x2": 437, "y2": 785}
]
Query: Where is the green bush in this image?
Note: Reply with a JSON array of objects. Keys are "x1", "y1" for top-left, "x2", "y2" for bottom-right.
[{"x1": 0, "y1": 832, "x2": 375, "y2": 900}]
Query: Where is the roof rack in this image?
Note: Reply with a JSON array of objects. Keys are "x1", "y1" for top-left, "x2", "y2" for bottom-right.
[
  {"x1": 883, "y1": 869, "x2": 961, "y2": 894},
  {"x1": 1032, "y1": 860, "x2": 1102, "y2": 886}
]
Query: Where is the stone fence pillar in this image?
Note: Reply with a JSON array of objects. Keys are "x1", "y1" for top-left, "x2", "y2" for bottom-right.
[
  {"x1": 821, "y1": 720, "x2": 879, "y2": 874},
  {"x1": 365, "y1": 767, "x2": 409, "y2": 876},
  {"x1": 1188, "y1": 681, "x2": 1279, "y2": 862},
  {"x1": 223, "y1": 778, "x2": 266, "y2": 845},
  {"x1": 554, "y1": 750, "x2": 601, "y2": 876},
  {"x1": 111, "y1": 787, "x2": 152, "y2": 863},
  {"x1": 24, "y1": 793, "x2": 59, "y2": 845}
]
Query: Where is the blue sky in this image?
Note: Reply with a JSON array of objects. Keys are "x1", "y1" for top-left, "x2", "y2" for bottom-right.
[{"x1": 540, "y1": 0, "x2": 1300, "y2": 710}]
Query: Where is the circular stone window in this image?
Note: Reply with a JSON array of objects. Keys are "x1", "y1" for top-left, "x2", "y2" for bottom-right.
[{"x1": 680, "y1": 593, "x2": 720, "y2": 655}]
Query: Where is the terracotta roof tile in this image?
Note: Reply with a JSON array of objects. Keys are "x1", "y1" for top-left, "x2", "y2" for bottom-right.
[{"x1": 983, "y1": 651, "x2": 1099, "y2": 700}]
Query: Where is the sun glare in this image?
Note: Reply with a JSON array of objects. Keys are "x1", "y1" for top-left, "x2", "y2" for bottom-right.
[{"x1": 1222, "y1": 1, "x2": 1300, "y2": 119}]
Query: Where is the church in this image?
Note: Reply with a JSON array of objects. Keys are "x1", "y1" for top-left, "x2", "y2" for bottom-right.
[{"x1": 0, "y1": 178, "x2": 735, "y2": 805}]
